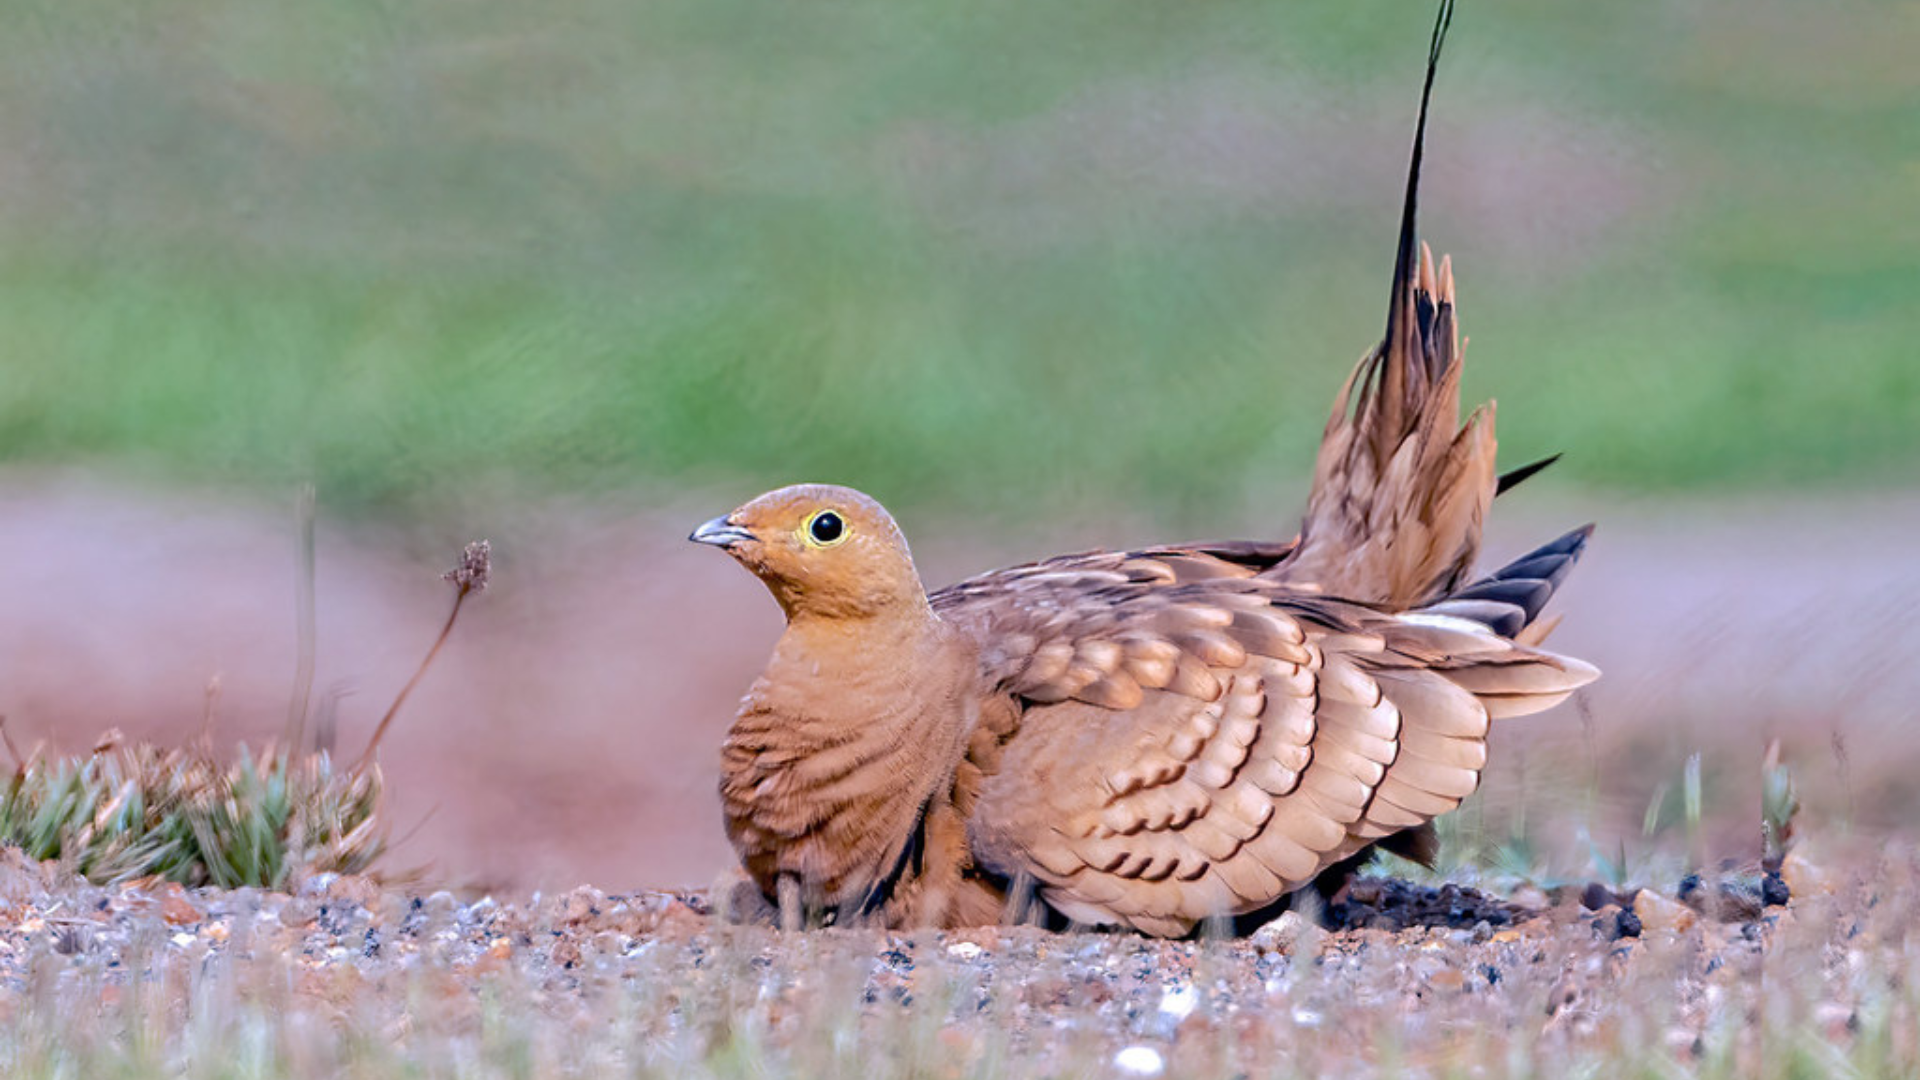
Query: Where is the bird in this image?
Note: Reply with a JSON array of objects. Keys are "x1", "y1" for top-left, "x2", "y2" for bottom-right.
[{"x1": 689, "y1": 0, "x2": 1598, "y2": 937}]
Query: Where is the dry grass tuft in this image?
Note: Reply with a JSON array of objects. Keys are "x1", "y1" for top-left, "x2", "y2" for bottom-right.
[
  {"x1": 0, "y1": 729, "x2": 382, "y2": 889},
  {"x1": 0, "y1": 540, "x2": 490, "y2": 889}
]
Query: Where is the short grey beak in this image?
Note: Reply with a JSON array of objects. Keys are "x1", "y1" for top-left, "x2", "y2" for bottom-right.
[{"x1": 689, "y1": 515, "x2": 755, "y2": 548}]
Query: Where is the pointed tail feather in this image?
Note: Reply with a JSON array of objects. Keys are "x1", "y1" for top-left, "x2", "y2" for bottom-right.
[
  {"x1": 1269, "y1": 0, "x2": 1495, "y2": 610},
  {"x1": 1416, "y1": 523, "x2": 1594, "y2": 639},
  {"x1": 1388, "y1": 523, "x2": 1601, "y2": 720},
  {"x1": 1382, "y1": 0, "x2": 1457, "y2": 418},
  {"x1": 1496, "y1": 453, "x2": 1562, "y2": 496}
]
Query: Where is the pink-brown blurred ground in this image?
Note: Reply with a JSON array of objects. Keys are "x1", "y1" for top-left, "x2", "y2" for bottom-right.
[{"x1": 2, "y1": 470, "x2": 1914, "y2": 894}]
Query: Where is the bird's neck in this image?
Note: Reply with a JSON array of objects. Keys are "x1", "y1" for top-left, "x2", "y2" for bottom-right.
[
  {"x1": 770, "y1": 576, "x2": 934, "y2": 628},
  {"x1": 780, "y1": 596, "x2": 933, "y2": 653},
  {"x1": 766, "y1": 605, "x2": 965, "y2": 712}
]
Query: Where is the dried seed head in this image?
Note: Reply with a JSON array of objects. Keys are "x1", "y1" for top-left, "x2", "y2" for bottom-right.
[
  {"x1": 359, "y1": 540, "x2": 490, "y2": 775},
  {"x1": 444, "y1": 540, "x2": 492, "y2": 594}
]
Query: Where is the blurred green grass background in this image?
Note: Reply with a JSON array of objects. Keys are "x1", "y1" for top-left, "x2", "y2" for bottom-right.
[{"x1": 1, "y1": 0, "x2": 1914, "y2": 523}]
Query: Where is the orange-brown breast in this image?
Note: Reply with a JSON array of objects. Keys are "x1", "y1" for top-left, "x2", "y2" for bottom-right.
[{"x1": 720, "y1": 613, "x2": 980, "y2": 915}]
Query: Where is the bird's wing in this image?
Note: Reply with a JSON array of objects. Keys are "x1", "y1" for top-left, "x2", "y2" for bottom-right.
[
  {"x1": 933, "y1": 543, "x2": 1288, "y2": 697},
  {"x1": 941, "y1": 533, "x2": 1594, "y2": 937}
]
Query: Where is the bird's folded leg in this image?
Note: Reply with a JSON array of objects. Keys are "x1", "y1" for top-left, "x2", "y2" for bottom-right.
[
  {"x1": 1001, "y1": 870, "x2": 1042, "y2": 928},
  {"x1": 777, "y1": 872, "x2": 805, "y2": 932},
  {"x1": 913, "y1": 797, "x2": 976, "y2": 928}
]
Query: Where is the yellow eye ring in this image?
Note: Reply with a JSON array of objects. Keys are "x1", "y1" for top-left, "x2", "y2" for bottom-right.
[{"x1": 803, "y1": 509, "x2": 848, "y2": 547}]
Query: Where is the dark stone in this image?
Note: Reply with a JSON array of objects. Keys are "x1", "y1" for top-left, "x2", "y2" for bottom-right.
[
  {"x1": 1613, "y1": 909, "x2": 1642, "y2": 940},
  {"x1": 1677, "y1": 874, "x2": 1704, "y2": 903},
  {"x1": 1762, "y1": 871, "x2": 1790, "y2": 907},
  {"x1": 1320, "y1": 878, "x2": 1530, "y2": 933}
]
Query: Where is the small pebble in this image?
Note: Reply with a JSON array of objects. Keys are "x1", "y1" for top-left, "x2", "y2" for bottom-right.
[
  {"x1": 1814, "y1": 1001, "x2": 1857, "y2": 1036},
  {"x1": 299, "y1": 874, "x2": 339, "y2": 898},
  {"x1": 1113, "y1": 1046, "x2": 1165, "y2": 1076},
  {"x1": 1158, "y1": 984, "x2": 1197, "y2": 1020},
  {"x1": 1782, "y1": 853, "x2": 1831, "y2": 897},
  {"x1": 1633, "y1": 890, "x2": 1697, "y2": 934},
  {"x1": 1762, "y1": 872, "x2": 1791, "y2": 907}
]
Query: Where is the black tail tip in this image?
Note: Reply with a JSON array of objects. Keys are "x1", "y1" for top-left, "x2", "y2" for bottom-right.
[
  {"x1": 1495, "y1": 453, "x2": 1564, "y2": 496},
  {"x1": 1425, "y1": 522, "x2": 1595, "y2": 636}
]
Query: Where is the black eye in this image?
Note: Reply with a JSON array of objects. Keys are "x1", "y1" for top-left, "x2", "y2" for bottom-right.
[{"x1": 808, "y1": 511, "x2": 844, "y2": 545}]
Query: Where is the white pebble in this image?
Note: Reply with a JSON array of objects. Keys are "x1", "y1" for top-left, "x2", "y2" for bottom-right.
[
  {"x1": 1158, "y1": 984, "x2": 1198, "y2": 1020},
  {"x1": 1113, "y1": 1046, "x2": 1166, "y2": 1076},
  {"x1": 298, "y1": 873, "x2": 339, "y2": 897},
  {"x1": 946, "y1": 941, "x2": 984, "y2": 960}
]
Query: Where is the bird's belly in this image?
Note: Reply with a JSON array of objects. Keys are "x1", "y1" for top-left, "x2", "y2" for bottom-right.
[{"x1": 719, "y1": 732, "x2": 924, "y2": 911}]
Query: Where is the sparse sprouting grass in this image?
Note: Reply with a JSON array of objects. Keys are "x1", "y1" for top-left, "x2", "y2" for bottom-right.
[
  {"x1": 1764, "y1": 740, "x2": 1801, "y2": 869},
  {"x1": 1379, "y1": 737, "x2": 1812, "y2": 911}
]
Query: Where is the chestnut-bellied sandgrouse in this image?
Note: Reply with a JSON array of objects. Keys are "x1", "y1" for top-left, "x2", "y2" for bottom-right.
[{"x1": 692, "y1": 0, "x2": 1597, "y2": 936}]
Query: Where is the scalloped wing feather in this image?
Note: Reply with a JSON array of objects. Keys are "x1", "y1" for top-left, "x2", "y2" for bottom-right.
[{"x1": 949, "y1": 562, "x2": 1595, "y2": 935}]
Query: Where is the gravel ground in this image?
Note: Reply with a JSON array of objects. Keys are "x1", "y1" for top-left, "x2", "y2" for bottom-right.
[{"x1": 0, "y1": 844, "x2": 1898, "y2": 1079}]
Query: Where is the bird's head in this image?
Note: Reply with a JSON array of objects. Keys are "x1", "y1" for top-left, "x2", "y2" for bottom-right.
[{"x1": 690, "y1": 483, "x2": 929, "y2": 623}]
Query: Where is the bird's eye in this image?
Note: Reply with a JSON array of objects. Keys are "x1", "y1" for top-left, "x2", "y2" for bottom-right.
[{"x1": 806, "y1": 510, "x2": 847, "y2": 546}]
